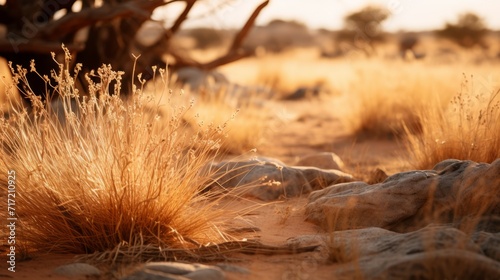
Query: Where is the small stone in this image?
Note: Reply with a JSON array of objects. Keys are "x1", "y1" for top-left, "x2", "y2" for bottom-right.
[{"x1": 53, "y1": 263, "x2": 101, "y2": 277}]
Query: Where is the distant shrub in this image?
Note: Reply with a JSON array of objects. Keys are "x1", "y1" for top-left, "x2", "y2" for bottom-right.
[{"x1": 437, "y1": 13, "x2": 489, "y2": 48}]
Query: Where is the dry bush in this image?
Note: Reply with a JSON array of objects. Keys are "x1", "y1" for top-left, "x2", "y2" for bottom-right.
[
  {"x1": 0, "y1": 50, "x2": 236, "y2": 263},
  {"x1": 405, "y1": 75, "x2": 500, "y2": 169}
]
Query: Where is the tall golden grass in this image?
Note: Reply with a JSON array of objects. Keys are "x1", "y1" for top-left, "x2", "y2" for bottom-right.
[
  {"x1": 405, "y1": 75, "x2": 500, "y2": 169},
  {"x1": 0, "y1": 50, "x2": 234, "y2": 262}
]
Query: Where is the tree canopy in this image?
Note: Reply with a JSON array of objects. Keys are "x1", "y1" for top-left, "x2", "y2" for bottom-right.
[{"x1": 336, "y1": 5, "x2": 390, "y2": 56}]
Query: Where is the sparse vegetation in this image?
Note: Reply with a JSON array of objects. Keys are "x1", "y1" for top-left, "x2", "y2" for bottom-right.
[
  {"x1": 405, "y1": 75, "x2": 500, "y2": 169},
  {"x1": 0, "y1": 51, "x2": 234, "y2": 263}
]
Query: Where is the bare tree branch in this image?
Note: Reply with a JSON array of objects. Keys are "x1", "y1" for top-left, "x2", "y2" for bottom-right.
[
  {"x1": 167, "y1": 0, "x2": 196, "y2": 37},
  {"x1": 36, "y1": 0, "x2": 183, "y2": 41},
  {"x1": 229, "y1": 0, "x2": 269, "y2": 51},
  {"x1": 170, "y1": 0, "x2": 270, "y2": 70},
  {"x1": 203, "y1": 50, "x2": 249, "y2": 70}
]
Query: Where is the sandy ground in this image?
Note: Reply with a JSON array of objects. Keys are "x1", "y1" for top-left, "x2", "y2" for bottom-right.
[
  {"x1": 2, "y1": 95, "x2": 411, "y2": 279},
  {"x1": 258, "y1": 98, "x2": 410, "y2": 178}
]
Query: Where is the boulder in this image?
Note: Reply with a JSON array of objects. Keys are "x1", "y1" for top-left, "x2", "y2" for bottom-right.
[
  {"x1": 205, "y1": 157, "x2": 354, "y2": 201},
  {"x1": 306, "y1": 159, "x2": 500, "y2": 232}
]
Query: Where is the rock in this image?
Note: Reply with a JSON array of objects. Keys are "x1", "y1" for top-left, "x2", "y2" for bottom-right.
[
  {"x1": 205, "y1": 158, "x2": 354, "y2": 201},
  {"x1": 306, "y1": 159, "x2": 500, "y2": 232},
  {"x1": 295, "y1": 152, "x2": 345, "y2": 171},
  {"x1": 290, "y1": 225, "x2": 500, "y2": 279},
  {"x1": 368, "y1": 250, "x2": 500, "y2": 280},
  {"x1": 432, "y1": 158, "x2": 462, "y2": 172},
  {"x1": 472, "y1": 231, "x2": 500, "y2": 262},
  {"x1": 53, "y1": 263, "x2": 101, "y2": 277},
  {"x1": 122, "y1": 262, "x2": 224, "y2": 280}
]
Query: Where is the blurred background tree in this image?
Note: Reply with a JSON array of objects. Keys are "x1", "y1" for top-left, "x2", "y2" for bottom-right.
[
  {"x1": 437, "y1": 12, "x2": 489, "y2": 48},
  {"x1": 335, "y1": 5, "x2": 390, "y2": 56},
  {"x1": 243, "y1": 19, "x2": 313, "y2": 53}
]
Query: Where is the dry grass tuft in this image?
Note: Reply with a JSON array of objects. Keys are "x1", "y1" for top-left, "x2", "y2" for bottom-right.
[
  {"x1": 0, "y1": 49, "x2": 235, "y2": 263},
  {"x1": 405, "y1": 75, "x2": 500, "y2": 169}
]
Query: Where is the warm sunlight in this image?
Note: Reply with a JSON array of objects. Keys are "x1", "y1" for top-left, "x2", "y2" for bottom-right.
[
  {"x1": 1, "y1": 0, "x2": 499, "y2": 279},
  {"x1": 172, "y1": 0, "x2": 500, "y2": 31}
]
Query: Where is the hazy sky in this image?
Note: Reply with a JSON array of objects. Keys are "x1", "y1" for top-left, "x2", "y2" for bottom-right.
[{"x1": 158, "y1": 0, "x2": 500, "y2": 31}]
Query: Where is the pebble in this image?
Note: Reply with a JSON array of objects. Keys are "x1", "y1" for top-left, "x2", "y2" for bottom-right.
[{"x1": 53, "y1": 263, "x2": 101, "y2": 277}]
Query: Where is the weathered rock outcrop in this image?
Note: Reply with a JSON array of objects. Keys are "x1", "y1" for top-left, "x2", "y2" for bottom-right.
[
  {"x1": 297, "y1": 159, "x2": 500, "y2": 279},
  {"x1": 288, "y1": 225, "x2": 500, "y2": 279},
  {"x1": 306, "y1": 159, "x2": 500, "y2": 232},
  {"x1": 205, "y1": 157, "x2": 354, "y2": 201}
]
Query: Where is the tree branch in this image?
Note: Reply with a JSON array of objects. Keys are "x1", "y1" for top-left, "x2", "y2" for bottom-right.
[
  {"x1": 167, "y1": 0, "x2": 196, "y2": 37},
  {"x1": 182, "y1": 0, "x2": 269, "y2": 70},
  {"x1": 36, "y1": 0, "x2": 184, "y2": 41},
  {"x1": 229, "y1": 0, "x2": 269, "y2": 51}
]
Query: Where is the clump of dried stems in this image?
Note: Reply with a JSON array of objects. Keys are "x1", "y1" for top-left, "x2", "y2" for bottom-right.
[
  {"x1": 0, "y1": 48, "x2": 235, "y2": 263},
  {"x1": 405, "y1": 74, "x2": 500, "y2": 169}
]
